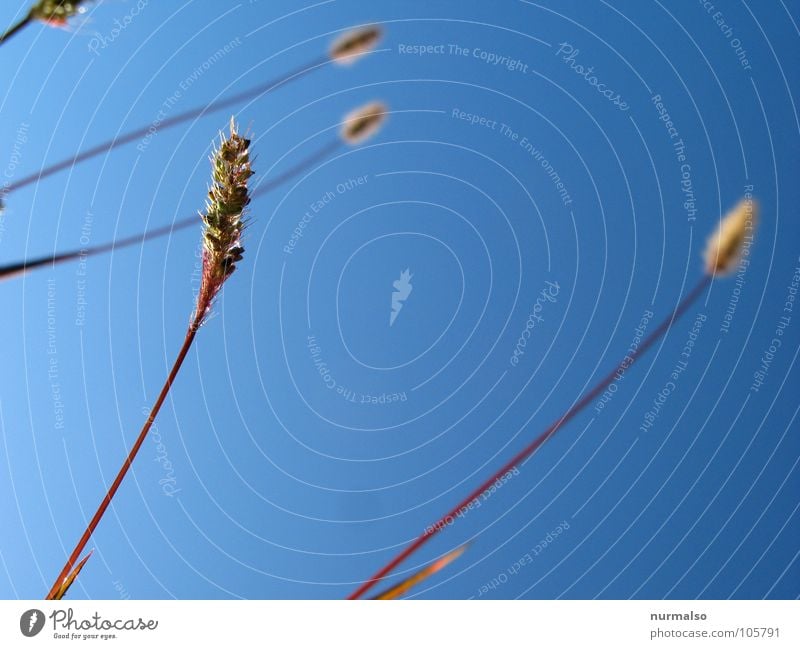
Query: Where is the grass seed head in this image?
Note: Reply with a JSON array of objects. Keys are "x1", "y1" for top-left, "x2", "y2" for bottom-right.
[
  {"x1": 330, "y1": 25, "x2": 382, "y2": 65},
  {"x1": 341, "y1": 101, "x2": 388, "y2": 145},
  {"x1": 196, "y1": 118, "x2": 253, "y2": 324},
  {"x1": 30, "y1": 0, "x2": 89, "y2": 26},
  {"x1": 704, "y1": 197, "x2": 759, "y2": 276}
]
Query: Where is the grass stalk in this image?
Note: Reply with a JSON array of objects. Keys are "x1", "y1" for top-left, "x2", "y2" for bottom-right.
[
  {"x1": 0, "y1": 13, "x2": 33, "y2": 46},
  {"x1": 2, "y1": 97, "x2": 388, "y2": 282},
  {"x1": 347, "y1": 198, "x2": 759, "y2": 599},
  {"x1": 45, "y1": 321, "x2": 200, "y2": 600},
  {"x1": 347, "y1": 276, "x2": 711, "y2": 599},
  {"x1": 3, "y1": 25, "x2": 382, "y2": 202},
  {"x1": 0, "y1": 139, "x2": 340, "y2": 281},
  {"x1": 372, "y1": 545, "x2": 468, "y2": 600},
  {"x1": 45, "y1": 118, "x2": 253, "y2": 600}
]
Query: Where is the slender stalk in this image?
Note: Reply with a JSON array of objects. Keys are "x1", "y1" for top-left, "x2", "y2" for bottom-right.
[
  {"x1": 1, "y1": 139, "x2": 343, "y2": 282},
  {"x1": 5, "y1": 56, "x2": 325, "y2": 196},
  {"x1": 52, "y1": 550, "x2": 92, "y2": 600},
  {"x1": 45, "y1": 319, "x2": 200, "y2": 600},
  {"x1": 5, "y1": 25, "x2": 381, "y2": 197},
  {"x1": 254, "y1": 138, "x2": 342, "y2": 195},
  {"x1": 0, "y1": 13, "x2": 32, "y2": 46},
  {"x1": 347, "y1": 275, "x2": 712, "y2": 599},
  {"x1": 0, "y1": 220, "x2": 192, "y2": 280},
  {"x1": 45, "y1": 119, "x2": 253, "y2": 600},
  {"x1": 372, "y1": 545, "x2": 468, "y2": 600}
]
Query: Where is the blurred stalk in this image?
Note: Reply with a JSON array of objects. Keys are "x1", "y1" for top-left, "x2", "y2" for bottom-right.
[
  {"x1": 0, "y1": 14, "x2": 33, "y2": 46},
  {"x1": 347, "y1": 276, "x2": 712, "y2": 599}
]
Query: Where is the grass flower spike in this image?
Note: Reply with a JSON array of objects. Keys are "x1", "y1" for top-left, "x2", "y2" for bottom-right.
[
  {"x1": 3, "y1": 28, "x2": 385, "y2": 205},
  {"x1": 30, "y1": 0, "x2": 89, "y2": 26},
  {"x1": 45, "y1": 119, "x2": 253, "y2": 600},
  {"x1": 1, "y1": 1, "x2": 90, "y2": 45},
  {"x1": 704, "y1": 197, "x2": 759, "y2": 276},
  {"x1": 2, "y1": 99, "x2": 391, "y2": 284},
  {"x1": 196, "y1": 118, "x2": 252, "y2": 325},
  {"x1": 330, "y1": 25, "x2": 382, "y2": 65},
  {"x1": 341, "y1": 101, "x2": 388, "y2": 145}
]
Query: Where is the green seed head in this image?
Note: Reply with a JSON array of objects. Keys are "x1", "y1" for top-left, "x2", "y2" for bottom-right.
[
  {"x1": 195, "y1": 118, "x2": 253, "y2": 324},
  {"x1": 30, "y1": 0, "x2": 89, "y2": 24}
]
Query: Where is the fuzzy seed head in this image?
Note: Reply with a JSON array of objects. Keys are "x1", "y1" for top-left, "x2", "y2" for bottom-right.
[
  {"x1": 341, "y1": 101, "x2": 388, "y2": 145},
  {"x1": 330, "y1": 25, "x2": 382, "y2": 65},
  {"x1": 195, "y1": 118, "x2": 253, "y2": 324},
  {"x1": 30, "y1": 0, "x2": 89, "y2": 25},
  {"x1": 704, "y1": 197, "x2": 759, "y2": 276}
]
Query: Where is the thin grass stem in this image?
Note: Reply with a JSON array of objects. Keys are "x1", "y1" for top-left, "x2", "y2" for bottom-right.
[
  {"x1": 347, "y1": 275, "x2": 712, "y2": 599},
  {"x1": 45, "y1": 320, "x2": 200, "y2": 600},
  {"x1": 44, "y1": 119, "x2": 252, "y2": 600},
  {"x1": 0, "y1": 13, "x2": 33, "y2": 46},
  {"x1": 5, "y1": 56, "x2": 325, "y2": 197},
  {"x1": 0, "y1": 138, "x2": 344, "y2": 282}
]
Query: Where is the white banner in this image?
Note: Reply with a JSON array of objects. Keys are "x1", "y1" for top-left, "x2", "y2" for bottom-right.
[{"x1": 1, "y1": 600, "x2": 797, "y2": 648}]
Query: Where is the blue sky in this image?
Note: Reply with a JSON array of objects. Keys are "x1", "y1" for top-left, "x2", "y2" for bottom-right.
[{"x1": 0, "y1": 0, "x2": 798, "y2": 599}]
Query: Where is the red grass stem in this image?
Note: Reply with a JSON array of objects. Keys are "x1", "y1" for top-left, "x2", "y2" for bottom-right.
[
  {"x1": 45, "y1": 119, "x2": 252, "y2": 600},
  {"x1": 0, "y1": 220, "x2": 192, "y2": 280},
  {"x1": 347, "y1": 275, "x2": 712, "y2": 599},
  {"x1": 1, "y1": 139, "x2": 343, "y2": 282},
  {"x1": 6, "y1": 56, "x2": 326, "y2": 196},
  {"x1": 45, "y1": 316, "x2": 201, "y2": 600}
]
